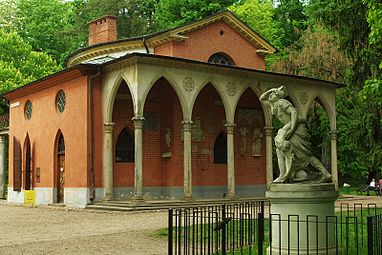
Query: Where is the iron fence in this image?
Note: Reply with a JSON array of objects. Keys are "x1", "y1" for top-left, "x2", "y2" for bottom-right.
[{"x1": 168, "y1": 201, "x2": 382, "y2": 255}]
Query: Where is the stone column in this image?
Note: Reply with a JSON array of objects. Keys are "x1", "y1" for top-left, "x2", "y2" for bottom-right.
[
  {"x1": 182, "y1": 121, "x2": 193, "y2": 200},
  {"x1": 102, "y1": 122, "x2": 115, "y2": 200},
  {"x1": 264, "y1": 127, "x2": 273, "y2": 186},
  {"x1": 133, "y1": 117, "x2": 144, "y2": 200},
  {"x1": 330, "y1": 130, "x2": 338, "y2": 190},
  {"x1": 225, "y1": 123, "x2": 236, "y2": 198},
  {"x1": 0, "y1": 135, "x2": 6, "y2": 199}
]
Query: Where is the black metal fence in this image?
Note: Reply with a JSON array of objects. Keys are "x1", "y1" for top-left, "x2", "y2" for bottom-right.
[{"x1": 168, "y1": 201, "x2": 382, "y2": 255}]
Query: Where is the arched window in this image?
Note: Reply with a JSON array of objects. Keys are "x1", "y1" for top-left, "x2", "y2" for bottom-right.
[
  {"x1": 115, "y1": 128, "x2": 134, "y2": 163},
  {"x1": 208, "y1": 53, "x2": 235, "y2": 66},
  {"x1": 214, "y1": 132, "x2": 227, "y2": 164}
]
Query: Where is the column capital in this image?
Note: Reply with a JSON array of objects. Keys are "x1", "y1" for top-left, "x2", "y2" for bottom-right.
[
  {"x1": 132, "y1": 116, "x2": 145, "y2": 129},
  {"x1": 182, "y1": 120, "x2": 194, "y2": 132},
  {"x1": 330, "y1": 130, "x2": 338, "y2": 140},
  {"x1": 264, "y1": 126, "x2": 273, "y2": 136},
  {"x1": 103, "y1": 122, "x2": 115, "y2": 133},
  {"x1": 225, "y1": 123, "x2": 236, "y2": 134}
]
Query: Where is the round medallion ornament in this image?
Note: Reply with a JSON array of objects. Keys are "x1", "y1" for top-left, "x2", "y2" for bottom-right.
[
  {"x1": 226, "y1": 82, "x2": 237, "y2": 96},
  {"x1": 299, "y1": 92, "x2": 308, "y2": 105},
  {"x1": 183, "y1": 77, "x2": 195, "y2": 92}
]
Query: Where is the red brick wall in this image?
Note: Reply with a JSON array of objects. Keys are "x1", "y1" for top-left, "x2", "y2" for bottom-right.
[
  {"x1": 92, "y1": 76, "x2": 104, "y2": 188},
  {"x1": 8, "y1": 76, "x2": 89, "y2": 189},
  {"x1": 155, "y1": 21, "x2": 266, "y2": 70},
  {"x1": 234, "y1": 89, "x2": 266, "y2": 185}
]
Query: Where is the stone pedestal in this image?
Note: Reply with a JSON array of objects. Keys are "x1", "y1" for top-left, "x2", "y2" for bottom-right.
[{"x1": 266, "y1": 183, "x2": 338, "y2": 255}]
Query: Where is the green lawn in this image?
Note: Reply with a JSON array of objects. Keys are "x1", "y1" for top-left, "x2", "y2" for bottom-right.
[{"x1": 155, "y1": 208, "x2": 382, "y2": 255}]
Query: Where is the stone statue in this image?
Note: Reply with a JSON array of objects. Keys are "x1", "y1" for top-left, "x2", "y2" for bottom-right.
[
  {"x1": 239, "y1": 127, "x2": 248, "y2": 154},
  {"x1": 260, "y1": 86, "x2": 332, "y2": 183},
  {"x1": 252, "y1": 128, "x2": 263, "y2": 156}
]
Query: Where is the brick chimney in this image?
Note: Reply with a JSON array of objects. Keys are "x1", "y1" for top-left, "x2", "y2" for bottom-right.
[{"x1": 88, "y1": 15, "x2": 117, "y2": 46}]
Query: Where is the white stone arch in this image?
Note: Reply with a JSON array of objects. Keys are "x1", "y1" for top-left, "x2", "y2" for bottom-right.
[
  {"x1": 105, "y1": 73, "x2": 136, "y2": 123},
  {"x1": 190, "y1": 79, "x2": 232, "y2": 122},
  {"x1": 139, "y1": 72, "x2": 187, "y2": 119},
  {"x1": 308, "y1": 93, "x2": 336, "y2": 130}
]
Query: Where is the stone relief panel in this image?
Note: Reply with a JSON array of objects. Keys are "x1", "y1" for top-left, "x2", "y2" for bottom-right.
[
  {"x1": 226, "y1": 82, "x2": 237, "y2": 96},
  {"x1": 237, "y1": 109, "x2": 263, "y2": 126},
  {"x1": 239, "y1": 127, "x2": 248, "y2": 154},
  {"x1": 252, "y1": 128, "x2": 263, "y2": 157},
  {"x1": 183, "y1": 77, "x2": 195, "y2": 92},
  {"x1": 191, "y1": 117, "x2": 205, "y2": 141},
  {"x1": 299, "y1": 92, "x2": 308, "y2": 105}
]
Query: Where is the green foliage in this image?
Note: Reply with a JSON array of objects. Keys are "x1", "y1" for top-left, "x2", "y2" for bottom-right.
[
  {"x1": 154, "y1": 0, "x2": 235, "y2": 30},
  {"x1": 73, "y1": 0, "x2": 158, "y2": 40},
  {"x1": 229, "y1": 0, "x2": 280, "y2": 47},
  {"x1": 0, "y1": 0, "x2": 18, "y2": 31},
  {"x1": 15, "y1": 0, "x2": 79, "y2": 64},
  {"x1": 273, "y1": 0, "x2": 307, "y2": 48},
  {"x1": 0, "y1": 29, "x2": 60, "y2": 94}
]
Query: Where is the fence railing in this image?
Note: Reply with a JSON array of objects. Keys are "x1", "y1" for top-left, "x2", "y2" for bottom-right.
[{"x1": 168, "y1": 201, "x2": 382, "y2": 255}]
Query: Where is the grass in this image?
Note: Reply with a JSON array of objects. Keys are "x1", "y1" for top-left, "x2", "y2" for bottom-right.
[{"x1": 153, "y1": 208, "x2": 382, "y2": 255}]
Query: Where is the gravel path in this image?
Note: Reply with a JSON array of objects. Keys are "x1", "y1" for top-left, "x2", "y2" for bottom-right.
[{"x1": 0, "y1": 203, "x2": 167, "y2": 255}]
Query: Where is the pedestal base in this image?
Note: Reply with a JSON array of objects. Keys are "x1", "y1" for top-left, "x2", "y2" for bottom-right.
[{"x1": 266, "y1": 183, "x2": 338, "y2": 255}]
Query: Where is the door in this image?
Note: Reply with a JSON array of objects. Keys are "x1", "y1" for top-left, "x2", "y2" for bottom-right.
[{"x1": 57, "y1": 134, "x2": 65, "y2": 203}]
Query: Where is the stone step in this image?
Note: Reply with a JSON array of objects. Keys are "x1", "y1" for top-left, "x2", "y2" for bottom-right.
[{"x1": 86, "y1": 197, "x2": 265, "y2": 212}]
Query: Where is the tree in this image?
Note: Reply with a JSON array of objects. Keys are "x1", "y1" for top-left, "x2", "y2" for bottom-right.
[
  {"x1": 274, "y1": 0, "x2": 307, "y2": 48},
  {"x1": 15, "y1": 0, "x2": 80, "y2": 64},
  {"x1": 154, "y1": 0, "x2": 235, "y2": 30},
  {"x1": 0, "y1": 0, "x2": 18, "y2": 31},
  {"x1": 73, "y1": 0, "x2": 158, "y2": 41},
  {"x1": 229, "y1": 0, "x2": 280, "y2": 47},
  {"x1": 0, "y1": 29, "x2": 60, "y2": 95}
]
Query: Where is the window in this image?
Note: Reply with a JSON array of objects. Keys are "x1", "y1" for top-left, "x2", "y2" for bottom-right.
[
  {"x1": 214, "y1": 132, "x2": 227, "y2": 164},
  {"x1": 58, "y1": 134, "x2": 65, "y2": 155},
  {"x1": 56, "y1": 90, "x2": 66, "y2": 113},
  {"x1": 24, "y1": 100, "x2": 32, "y2": 120},
  {"x1": 115, "y1": 128, "x2": 134, "y2": 162},
  {"x1": 208, "y1": 53, "x2": 234, "y2": 66}
]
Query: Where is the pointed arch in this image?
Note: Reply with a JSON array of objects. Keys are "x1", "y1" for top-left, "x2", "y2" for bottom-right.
[
  {"x1": 190, "y1": 80, "x2": 231, "y2": 120},
  {"x1": 140, "y1": 73, "x2": 187, "y2": 119},
  {"x1": 309, "y1": 94, "x2": 336, "y2": 130},
  {"x1": 23, "y1": 133, "x2": 32, "y2": 190},
  {"x1": 105, "y1": 74, "x2": 136, "y2": 123}
]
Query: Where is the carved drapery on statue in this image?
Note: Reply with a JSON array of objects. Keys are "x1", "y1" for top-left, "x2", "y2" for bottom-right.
[{"x1": 260, "y1": 86, "x2": 332, "y2": 184}]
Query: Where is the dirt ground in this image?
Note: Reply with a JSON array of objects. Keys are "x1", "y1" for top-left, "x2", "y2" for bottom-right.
[
  {"x1": 0, "y1": 195, "x2": 381, "y2": 255},
  {"x1": 0, "y1": 202, "x2": 168, "y2": 255}
]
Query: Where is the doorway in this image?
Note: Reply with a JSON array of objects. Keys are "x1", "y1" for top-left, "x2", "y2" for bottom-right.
[
  {"x1": 57, "y1": 134, "x2": 65, "y2": 203},
  {"x1": 24, "y1": 135, "x2": 32, "y2": 190}
]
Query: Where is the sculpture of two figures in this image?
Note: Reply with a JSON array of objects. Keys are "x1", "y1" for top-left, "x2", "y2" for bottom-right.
[{"x1": 260, "y1": 86, "x2": 332, "y2": 184}]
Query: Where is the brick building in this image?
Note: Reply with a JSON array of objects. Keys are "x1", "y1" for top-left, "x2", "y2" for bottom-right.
[{"x1": 2, "y1": 11, "x2": 340, "y2": 207}]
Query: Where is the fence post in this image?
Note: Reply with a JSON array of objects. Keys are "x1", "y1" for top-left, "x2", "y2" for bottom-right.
[
  {"x1": 367, "y1": 216, "x2": 373, "y2": 255},
  {"x1": 258, "y1": 211, "x2": 265, "y2": 255},
  {"x1": 168, "y1": 208, "x2": 173, "y2": 255},
  {"x1": 222, "y1": 204, "x2": 227, "y2": 255}
]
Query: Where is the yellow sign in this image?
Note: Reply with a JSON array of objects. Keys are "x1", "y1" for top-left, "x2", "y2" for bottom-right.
[{"x1": 24, "y1": 190, "x2": 36, "y2": 207}]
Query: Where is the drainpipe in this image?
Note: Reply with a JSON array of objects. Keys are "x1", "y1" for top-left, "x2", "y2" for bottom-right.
[
  {"x1": 143, "y1": 37, "x2": 149, "y2": 54},
  {"x1": 88, "y1": 67, "x2": 101, "y2": 201}
]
